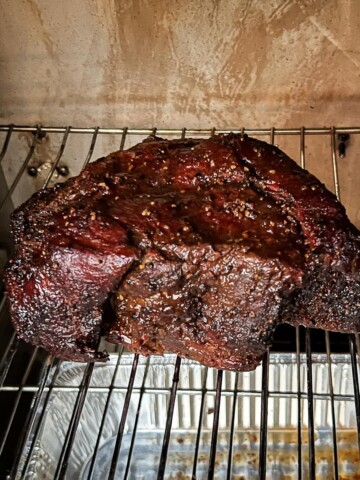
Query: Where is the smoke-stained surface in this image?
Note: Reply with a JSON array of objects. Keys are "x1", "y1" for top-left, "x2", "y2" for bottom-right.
[
  {"x1": 1, "y1": 0, "x2": 360, "y2": 128},
  {"x1": 1, "y1": 0, "x2": 360, "y2": 228}
]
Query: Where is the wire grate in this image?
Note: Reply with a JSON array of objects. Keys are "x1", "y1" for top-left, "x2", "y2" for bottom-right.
[{"x1": 0, "y1": 125, "x2": 360, "y2": 479}]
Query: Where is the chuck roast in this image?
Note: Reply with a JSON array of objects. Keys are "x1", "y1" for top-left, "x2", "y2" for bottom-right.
[{"x1": 4, "y1": 134, "x2": 360, "y2": 371}]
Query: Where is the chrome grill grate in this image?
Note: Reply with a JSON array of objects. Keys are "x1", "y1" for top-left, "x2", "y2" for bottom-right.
[{"x1": 0, "y1": 125, "x2": 360, "y2": 479}]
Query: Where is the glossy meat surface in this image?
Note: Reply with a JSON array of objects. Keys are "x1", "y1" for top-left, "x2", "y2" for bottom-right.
[{"x1": 5, "y1": 134, "x2": 360, "y2": 370}]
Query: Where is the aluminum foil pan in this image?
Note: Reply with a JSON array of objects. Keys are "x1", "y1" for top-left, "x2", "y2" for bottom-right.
[{"x1": 22, "y1": 353, "x2": 360, "y2": 479}]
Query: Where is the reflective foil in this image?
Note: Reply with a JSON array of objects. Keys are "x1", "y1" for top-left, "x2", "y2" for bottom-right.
[{"x1": 22, "y1": 353, "x2": 360, "y2": 479}]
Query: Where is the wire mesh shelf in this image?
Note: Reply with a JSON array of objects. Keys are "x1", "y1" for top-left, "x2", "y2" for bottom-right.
[{"x1": 0, "y1": 125, "x2": 360, "y2": 480}]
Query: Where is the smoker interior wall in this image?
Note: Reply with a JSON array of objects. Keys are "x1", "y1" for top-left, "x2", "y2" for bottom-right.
[
  {"x1": 1, "y1": 0, "x2": 360, "y2": 229},
  {"x1": 0, "y1": 0, "x2": 360, "y2": 129}
]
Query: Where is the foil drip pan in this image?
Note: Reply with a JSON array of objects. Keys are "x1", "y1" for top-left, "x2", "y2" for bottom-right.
[{"x1": 21, "y1": 353, "x2": 360, "y2": 479}]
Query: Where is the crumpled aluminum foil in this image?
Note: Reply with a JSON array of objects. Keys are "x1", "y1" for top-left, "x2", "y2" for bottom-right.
[{"x1": 22, "y1": 353, "x2": 359, "y2": 479}]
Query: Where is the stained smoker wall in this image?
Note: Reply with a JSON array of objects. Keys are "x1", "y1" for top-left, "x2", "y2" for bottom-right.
[
  {"x1": 1, "y1": 0, "x2": 360, "y2": 128},
  {"x1": 0, "y1": 0, "x2": 360, "y2": 228}
]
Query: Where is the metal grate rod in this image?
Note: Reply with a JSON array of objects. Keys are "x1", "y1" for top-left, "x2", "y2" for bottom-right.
[
  {"x1": 10, "y1": 356, "x2": 55, "y2": 479},
  {"x1": 86, "y1": 346, "x2": 124, "y2": 480},
  {"x1": 0, "y1": 124, "x2": 13, "y2": 163},
  {"x1": 54, "y1": 362, "x2": 95, "y2": 480},
  {"x1": 349, "y1": 335, "x2": 360, "y2": 453},
  {"x1": 82, "y1": 126, "x2": 100, "y2": 169},
  {"x1": 2, "y1": 125, "x2": 360, "y2": 136},
  {"x1": 0, "y1": 330, "x2": 17, "y2": 388},
  {"x1": 0, "y1": 383, "x2": 357, "y2": 401},
  {"x1": 19, "y1": 359, "x2": 63, "y2": 478},
  {"x1": 157, "y1": 356, "x2": 182, "y2": 480},
  {"x1": 327, "y1": 124, "x2": 342, "y2": 480},
  {"x1": 119, "y1": 127, "x2": 128, "y2": 151},
  {"x1": 191, "y1": 367, "x2": 209, "y2": 480},
  {"x1": 43, "y1": 126, "x2": 71, "y2": 189},
  {"x1": 208, "y1": 369, "x2": 223, "y2": 480},
  {"x1": 305, "y1": 329, "x2": 316, "y2": 479},
  {"x1": 0, "y1": 346, "x2": 39, "y2": 456},
  {"x1": 331, "y1": 127, "x2": 340, "y2": 200},
  {"x1": 258, "y1": 126, "x2": 275, "y2": 480},
  {"x1": 300, "y1": 126, "x2": 305, "y2": 169},
  {"x1": 108, "y1": 354, "x2": 140, "y2": 480},
  {"x1": 296, "y1": 326, "x2": 303, "y2": 479},
  {"x1": 259, "y1": 351, "x2": 270, "y2": 480},
  {"x1": 226, "y1": 372, "x2": 239, "y2": 480},
  {"x1": 296, "y1": 127, "x2": 306, "y2": 479},
  {"x1": 123, "y1": 357, "x2": 151, "y2": 479},
  {"x1": 325, "y1": 332, "x2": 339, "y2": 479}
]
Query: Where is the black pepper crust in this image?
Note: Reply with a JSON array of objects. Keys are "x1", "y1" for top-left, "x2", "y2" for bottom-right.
[{"x1": 4, "y1": 134, "x2": 360, "y2": 370}]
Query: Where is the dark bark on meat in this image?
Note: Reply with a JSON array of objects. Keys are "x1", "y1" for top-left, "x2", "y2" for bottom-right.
[{"x1": 4, "y1": 134, "x2": 360, "y2": 370}]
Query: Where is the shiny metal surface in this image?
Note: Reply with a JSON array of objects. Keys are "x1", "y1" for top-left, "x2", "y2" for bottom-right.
[{"x1": 16, "y1": 353, "x2": 360, "y2": 479}]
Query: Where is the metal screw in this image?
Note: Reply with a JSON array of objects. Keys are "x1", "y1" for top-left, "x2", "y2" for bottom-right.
[
  {"x1": 27, "y1": 166, "x2": 38, "y2": 177},
  {"x1": 32, "y1": 129, "x2": 47, "y2": 140},
  {"x1": 338, "y1": 133, "x2": 350, "y2": 142},
  {"x1": 56, "y1": 165, "x2": 69, "y2": 177}
]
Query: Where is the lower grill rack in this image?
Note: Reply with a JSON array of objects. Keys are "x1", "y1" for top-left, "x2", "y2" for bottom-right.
[{"x1": 9, "y1": 352, "x2": 360, "y2": 479}]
